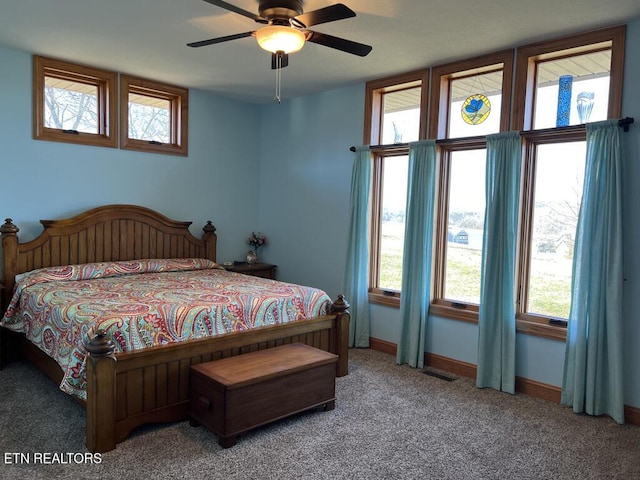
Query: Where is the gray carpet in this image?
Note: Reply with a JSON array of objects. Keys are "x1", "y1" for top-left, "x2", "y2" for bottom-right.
[{"x1": 1, "y1": 348, "x2": 639, "y2": 480}]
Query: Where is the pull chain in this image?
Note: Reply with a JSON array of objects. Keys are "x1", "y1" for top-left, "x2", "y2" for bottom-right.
[{"x1": 275, "y1": 51, "x2": 283, "y2": 104}]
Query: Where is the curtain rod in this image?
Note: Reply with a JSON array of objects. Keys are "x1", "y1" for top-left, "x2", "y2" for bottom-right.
[
  {"x1": 349, "y1": 116, "x2": 636, "y2": 152},
  {"x1": 619, "y1": 116, "x2": 635, "y2": 131}
]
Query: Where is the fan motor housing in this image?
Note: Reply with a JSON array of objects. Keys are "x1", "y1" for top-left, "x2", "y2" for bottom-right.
[{"x1": 259, "y1": 0, "x2": 304, "y2": 21}]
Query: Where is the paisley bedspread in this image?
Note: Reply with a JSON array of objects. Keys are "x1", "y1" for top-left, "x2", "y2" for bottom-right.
[{"x1": 1, "y1": 258, "x2": 332, "y2": 400}]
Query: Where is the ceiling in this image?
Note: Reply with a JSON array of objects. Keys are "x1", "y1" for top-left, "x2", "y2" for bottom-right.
[{"x1": 1, "y1": 1, "x2": 639, "y2": 105}]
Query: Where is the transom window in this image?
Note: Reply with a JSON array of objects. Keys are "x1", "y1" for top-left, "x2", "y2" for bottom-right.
[
  {"x1": 533, "y1": 49, "x2": 612, "y2": 129},
  {"x1": 380, "y1": 87, "x2": 422, "y2": 144},
  {"x1": 120, "y1": 75, "x2": 189, "y2": 156},
  {"x1": 33, "y1": 55, "x2": 117, "y2": 148},
  {"x1": 44, "y1": 77, "x2": 99, "y2": 134},
  {"x1": 448, "y1": 69, "x2": 504, "y2": 138}
]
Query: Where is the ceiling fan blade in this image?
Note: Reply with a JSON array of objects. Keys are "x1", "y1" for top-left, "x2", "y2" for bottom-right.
[
  {"x1": 293, "y1": 3, "x2": 355, "y2": 28},
  {"x1": 187, "y1": 31, "x2": 255, "y2": 48},
  {"x1": 305, "y1": 31, "x2": 372, "y2": 57},
  {"x1": 202, "y1": 0, "x2": 268, "y2": 24}
]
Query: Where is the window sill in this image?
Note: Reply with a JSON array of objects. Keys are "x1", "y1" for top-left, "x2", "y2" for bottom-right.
[
  {"x1": 35, "y1": 128, "x2": 117, "y2": 148},
  {"x1": 428, "y1": 303, "x2": 478, "y2": 324},
  {"x1": 515, "y1": 318, "x2": 567, "y2": 341},
  {"x1": 368, "y1": 295, "x2": 567, "y2": 342},
  {"x1": 368, "y1": 292, "x2": 400, "y2": 308}
]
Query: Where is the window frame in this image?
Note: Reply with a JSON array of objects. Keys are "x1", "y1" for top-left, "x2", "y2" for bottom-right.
[
  {"x1": 513, "y1": 26, "x2": 626, "y2": 340},
  {"x1": 33, "y1": 55, "x2": 117, "y2": 148},
  {"x1": 430, "y1": 139, "x2": 488, "y2": 323},
  {"x1": 120, "y1": 74, "x2": 189, "y2": 156},
  {"x1": 429, "y1": 50, "x2": 514, "y2": 323},
  {"x1": 361, "y1": 26, "x2": 626, "y2": 341},
  {"x1": 512, "y1": 25, "x2": 625, "y2": 132},
  {"x1": 364, "y1": 71, "x2": 429, "y2": 307}
]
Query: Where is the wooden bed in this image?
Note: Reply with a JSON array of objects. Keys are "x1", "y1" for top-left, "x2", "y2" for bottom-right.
[{"x1": 0, "y1": 204, "x2": 349, "y2": 453}]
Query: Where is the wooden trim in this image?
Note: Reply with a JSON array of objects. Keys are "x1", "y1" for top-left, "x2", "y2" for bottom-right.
[
  {"x1": 33, "y1": 55, "x2": 118, "y2": 148},
  {"x1": 432, "y1": 147, "x2": 449, "y2": 302},
  {"x1": 120, "y1": 75, "x2": 189, "y2": 156},
  {"x1": 424, "y1": 352, "x2": 476, "y2": 379},
  {"x1": 369, "y1": 338, "x2": 639, "y2": 426},
  {"x1": 368, "y1": 291, "x2": 400, "y2": 308},
  {"x1": 368, "y1": 337, "x2": 396, "y2": 356},
  {"x1": 515, "y1": 376, "x2": 561, "y2": 403},
  {"x1": 608, "y1": 26, "x2": 626, "y2": 120},
  {"x1": 428, "y1": 303, "x2": 478, "y2": 324},
  {"x1": 368, "y1": 154, "x2": 383, "y2": 290},
  {"x1": 516, "y1": 318, "x2": 567, "y2": 342},
  {"x1": 624, "y1": 405, "x2": 640, "y2": 426},
  {"x1": 516, "y1": 139, "x2": 536, "y2": 315}
]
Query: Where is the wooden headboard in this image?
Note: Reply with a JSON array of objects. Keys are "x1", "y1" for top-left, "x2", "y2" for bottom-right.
[{"x1": 1, "y1": 204, "x2": 217, "y2": 307}]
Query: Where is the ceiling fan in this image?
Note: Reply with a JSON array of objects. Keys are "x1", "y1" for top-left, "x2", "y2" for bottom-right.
[{"x1": 187, "y1": 0, "x2": 373, "y2": 69}]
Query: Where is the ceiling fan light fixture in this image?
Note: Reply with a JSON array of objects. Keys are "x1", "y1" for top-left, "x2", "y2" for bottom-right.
[{"x1": 255, "y1": 25, "x2": 306, "y2": 54}]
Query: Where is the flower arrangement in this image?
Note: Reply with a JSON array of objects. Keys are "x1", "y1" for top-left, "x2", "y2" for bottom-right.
[{"x1": 247, "y1": 231, "x2": 267, "y2": 251}]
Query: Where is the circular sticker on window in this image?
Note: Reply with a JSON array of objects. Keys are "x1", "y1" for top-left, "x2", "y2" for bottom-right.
[{"x1": 461, "y1": 94, "x2": 491, "y2": 125}]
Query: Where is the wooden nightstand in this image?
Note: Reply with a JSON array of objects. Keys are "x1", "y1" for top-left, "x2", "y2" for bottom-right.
[{"x1": 224, "y1": 262, "x2": 277, "y2": 280}]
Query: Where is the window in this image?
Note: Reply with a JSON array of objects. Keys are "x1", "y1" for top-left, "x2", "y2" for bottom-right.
[
  {"x1": 376, "y1": 153, "x2": 409, "y2": 292},
  {"x1": 442, "y1": 149, "x2": 486, "y2": 305},
  {"x1": 120, "y1": 75, "x2": 189, "y2": 156},
  {"x1": 533, "y1": 51, "x2": 611, "y2": 129},
  {"x1": 514, "y1": 26, "x2": 625, "y2": 338},
  {"x1": 365, "y1": 72, "x2": 428, "y2": 306},
  {"x1": 363, "y1": 26, "x2": 626, "y2": 340},
  {"x1": 33, "y1": 56, "x2": 117, "y2": 147},
  {"x1": 523, "y1": 141, "x2": 586, "y2": 319},
  {"x1": 430, "y1": 51, "x2": 513, "y2": 321}
]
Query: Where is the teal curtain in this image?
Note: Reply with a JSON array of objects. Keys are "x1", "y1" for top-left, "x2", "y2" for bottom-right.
[
  {"x1": 562, "y1": 120, "x2": 624, "y2": 424},
  {"x1": 344, "y1": 146, "x2": 371, "y2": 347},
  {"x1": 397, "y1": 140, "x2": 437, "y2": 368},
  {"x1": 476, "y1": 131, "x2": 522, "y2": 394}
]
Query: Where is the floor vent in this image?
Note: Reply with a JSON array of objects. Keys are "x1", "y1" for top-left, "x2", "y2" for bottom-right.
[{"x1": 422, "y1": 368, "x2": 457, "y2": 382}]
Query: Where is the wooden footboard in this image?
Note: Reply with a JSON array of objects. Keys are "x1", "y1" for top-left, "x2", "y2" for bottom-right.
[{"x1": 85, "y1": 296, "x2": 349, "y2": 453}]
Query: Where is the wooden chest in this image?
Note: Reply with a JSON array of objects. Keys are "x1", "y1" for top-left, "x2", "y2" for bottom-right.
[{"x1": 189, "y1": 343, "x2": 338, "y2": 448}]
